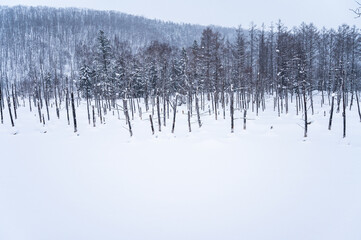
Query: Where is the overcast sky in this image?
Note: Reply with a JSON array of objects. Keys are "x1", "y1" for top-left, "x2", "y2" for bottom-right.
[{"x1": 1, "y1": 0, "x2": 359, "y2": 29}]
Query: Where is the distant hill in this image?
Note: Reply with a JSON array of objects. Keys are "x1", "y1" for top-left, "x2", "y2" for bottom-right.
[
  {"x1": 0, "y1": 5, "x2": 237, "y2": 80},
  {"x1": 0, "y1": 5, "x2": 237, "y2": 48}
]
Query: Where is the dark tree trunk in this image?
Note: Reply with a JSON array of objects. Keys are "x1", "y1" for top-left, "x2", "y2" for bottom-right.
[
  {"x1": 0, "y1": 88, "x2": 3, "y2": 124},
  {"x1": 163, "y1": 95, "x2": 166, "y2": 127},
  {"x1": 156, "y1": 95, "x2": 161, "y2": 132},
  {"x1": 11, "y1": 84, "x2": 17, "y2": 120},
  {"x1": 92, "y1": 105, "x2": 96, "y2": 127},
  {"x1": 214, "y1": 92, "x2": 218, "y2": 120},
  {"x1": 37, "y1": 100, "x2": 42, "y2": 124},
  {"x1": 149, "y1": 114, "x2": 155, "y2": 135},
  {"x1": 86, "y1": 95, "x2": 90, "y2": 125},
  {"x1": 45, "y1": 95, "x2": 50, "y2": 121},
  {"x1": 71, "y1": 92, "x2": 77, "y2": 133},
  {"x1": 66, "y1": 88, "x2": 70, "y2": 125},
  {"x1": 28, "y1": 94, "x2": 32, "y2": 112},
  {"x1": 54, "y1": 87, "x2": 59, "y2": 119},
  {"x1": 99, "y1": 102, "x2": 103, "y2": 125},
  {"x1": 356, "y1": 91, "x2": 361, "y2": 122},
  {"x1": 349, "y1": 92, "x2": 354, "y2": 111},
  {"x1": 195, "y1": 94, "x2": 202, "y2": 128},
  {"x1": 145, "y1": 94, "x2": 149, "y2": 112},
  {"x1": 7, "y1": 96, "x2": 14, "y2": 127},
  {"x1": 329, "y1": 96, "x2": 335, "y2": 130},
  {"x1": 171, "y1": 96, "x2": 178, "y2": 134},
  {"x1": 130, "y1": 98, "x2": 135, "y2": 120},
  {"x1": 243, "y1": 109, "x2": 247, "y2": 130},
  {"x1": 188, "y1": 110, "x2": 192, "y2": 132}
]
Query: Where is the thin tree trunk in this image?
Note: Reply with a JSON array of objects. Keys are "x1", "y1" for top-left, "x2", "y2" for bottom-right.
[
  {"x1": 45, "y1": 97, "x2": 50, "y2": 121},
  {"x1": 11, "y1": 84, "x2": 17, "y2": 120},
  {"x1": 329, "y1": 96, "x2": 335, "y2": 130},
  {"x1": 54, "y1": 87, "x2": 59, "y2": 119},
  {"x1": 349, "y1": 92, "x2": 354, "y2": 111},
  {"x1": 149, "y1": 114, "x2": 155, "y2": 135},
  {"x1": 188, "y1": 110, "x2": 191, "y2": 132},
  {"x1": 195, "y1": 94, "x2": 202, "y2": 128},
  {"x1": 71, "y1": 92, "x2": 77, "y2": 133},
  {"x1": 163, "y1": 95, "x2": 166, "y2": 127},
  {"x1": 0, "y1": 88, "x2": 3, "y2": 124},
  {"x1": 243, "y1": 109, "x2": 247, "y2": 130},
  {"x1": 66, "y1": 88, "x2": 70, "y2": 125},
  {"x1": 86, "y1": 95, "x2": 90, "y2": 125},
  {"x1": 99, "y1": 102, "x2": 103, "y2": 125},
  {"x1": 303, "y1": 89, "x2": 308, "y2": 138},
  {"x1": 92, "y1": 105, "x2": 96, "y2": 127},
  {"x1": 356, "y1": 91, "x2": 361, "y2": 122},
  {"x1": 214, "y1": 92, "x2": 218, "y2": 120},
  {"x1": 123, "y1": 99, "x2": 132, "y2": 137},
  {"x1": 171, "y1": 96, "x2": 178, "y2": 134},
  {"x1": 28, "y1": 94, "x2": 32, "y2": 112},
  {"x1": 37, "y1": 99, "x2": 42, "y2": 124},
  {"x1": 7, "y1": 96, "x2": 14, "y2": 127},
  {"x1": 157, "y1": 95, "x2": 161, "y2": 132}
]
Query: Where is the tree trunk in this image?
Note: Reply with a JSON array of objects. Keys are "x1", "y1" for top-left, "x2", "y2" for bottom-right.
[
  {"x1": 11, "y1": 84, "x2": 17, "y2": 120},
  {"x1": 0, "y1": 88, "x2": 3, "y2": 124},
  {"x1": 214, "y1": 92, "x2": 218, "y2": 120},
  {"x1": 356, "y1": 91, "x2": 361, "y2": 122},
  {"x1": 71, "y1": 92, "x2": 77, "y2": 133},
  {"x1": 123, "y1": 99, "x2": 132, "y2": 137},
  {"x1": 86, "y1": 95, "x2": 90, "y2": 125},
  {"x1": 66, "y1": 88, "x2": 70, "y2": 125},
  {"x1": 243, "y1": 109, "x2": 247, "y2": 130},
  {"x1": 171, "y1": 96, "x2": 178, "y2": 134},
  {"x1": 188, "y1": 110, "x2": 191, "y2": 132},
  {"x1": 156, "y1": 95, "x2": 161, "y2": 132},
  {"x1": 149, "y1": 114, "x2": 155, "y2": 135},
  {"x1": 45, "y1": 96, "x2": 50, "y2": 121},
  {"x1": 54, "y1": 87, "x2": 59, "y2": 119},
  {"x1": 163, "y1": 95, "x2": 166, "y2": 127},
  {"x1": 195, "y1": 94, "x2": 202, "y2": 128},
  {"x1": 28, "y1": 94, "x2": 32, "y2": 112},
  {"x1": 37, "y1": 99, "x2": 42, "y2": 124},
  {"x1": 7, "y1": 96, "x2": 14, "y2": 127},
  {"x1": 303, "y1": 89, "x2": 308, "y2": 138},
  {"x1": 92, "y1": 105, "x2": 96, "y2": 127},
  {"x1": 329, "y1": 95, "x2": 335, "y2": 130}
]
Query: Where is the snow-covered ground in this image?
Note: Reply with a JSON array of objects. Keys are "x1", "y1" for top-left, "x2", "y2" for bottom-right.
[{"x1": 1, "y1": 95, "x2": 361, "y2": 240}]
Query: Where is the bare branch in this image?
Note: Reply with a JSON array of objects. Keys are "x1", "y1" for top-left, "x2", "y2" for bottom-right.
[{"x1": 351, "y1": 1, "x2": 361, "y2": 18}]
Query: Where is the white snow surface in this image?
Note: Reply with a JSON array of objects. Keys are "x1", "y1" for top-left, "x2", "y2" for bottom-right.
[{"x1": 1, "y1": 95, "x2": 361, "y2": 240}]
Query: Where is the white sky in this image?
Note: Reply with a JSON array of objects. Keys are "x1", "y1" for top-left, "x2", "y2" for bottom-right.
[{"x1": 0, "y1": 0, "x2": 360, "y2": 29}]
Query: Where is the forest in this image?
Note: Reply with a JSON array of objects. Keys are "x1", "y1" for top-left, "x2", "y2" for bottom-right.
[{"x1": 0, "y1": 5, "x2": 360, "y2": 138}]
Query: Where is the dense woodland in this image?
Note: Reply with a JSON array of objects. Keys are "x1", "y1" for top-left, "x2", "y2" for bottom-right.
[{"x1": 1, "y1": 6, "x2": 361, "y2": 137}]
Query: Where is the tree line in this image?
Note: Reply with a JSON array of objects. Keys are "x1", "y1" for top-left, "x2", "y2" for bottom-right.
[{"x1": 0, "y1": 7, "x2": 361, "y2": 137}]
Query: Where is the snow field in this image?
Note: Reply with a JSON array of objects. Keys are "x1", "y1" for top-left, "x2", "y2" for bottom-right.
[{"x1": 0, "y1": 94, "x2": 361, "y2": 240}]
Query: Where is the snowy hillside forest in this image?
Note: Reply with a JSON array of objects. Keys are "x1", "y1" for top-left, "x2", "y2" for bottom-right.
[
  {"x1": 0, "y1": 5, "x2": 361, "y2": 138},
  {"x1": 1, "y1": 4, "x2": 361, "y2": 240}
]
